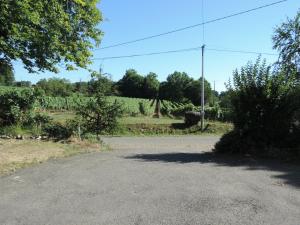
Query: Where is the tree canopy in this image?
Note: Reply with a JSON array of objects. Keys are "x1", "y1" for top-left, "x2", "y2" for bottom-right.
[
  {"x1": 0, "y1": 0, "x2": 102, "y2": 73},
  {"x1": 273, "y1": 10, "x2": 300, "y2": 72},
  {"x1": 142, "y1": 72, "x2": 160, "y2": 99},
  {"x1": 36, "y1": 78, "x2": 73, "y2": 97},
  {"x1": 117, "y1": 69, "x2": 144, "y2": 98},
  {"x1": 160, "y1": 71, "x2": 192, "y2": 102},
  {"x1": 160, "y1": 71, "x2": 212, "y2": 105}
]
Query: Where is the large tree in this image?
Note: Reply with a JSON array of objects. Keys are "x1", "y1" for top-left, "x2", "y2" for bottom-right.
[
  {"x1": 0, "y1": 0, "x2": 102, "y2": 73},
  {"x1": 273, "y1": 10, "x2": 300, "y2": 72},
  {"x1": 117, "y1": 69, "x2": 144, "y2": 98},
  {"x1": 143, "y1": 72, "x2": 160, "y2": 99},
  {"x1": 160, "y1": 71, "x2": 192, "y2": 102},
  {"x1": 184, "y1": 78, "x2": 212, "y2": 106}
]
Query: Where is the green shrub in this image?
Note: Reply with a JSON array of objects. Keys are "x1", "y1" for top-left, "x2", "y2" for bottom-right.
[
  {"x1": 43, "y1": 122, "x2": 73, "y2": 140},
  {"x1": 0, "y1": 125, "x2": 26, "y2": 137},
  {"x1": 215, "y1": 58, "x2": 300, "y2": 158},
  {"x1": 33, "y1": 113, "x2": 52, "y2": 126},
  {"x1": 0, "y1": 89, "x2": 37, "y2": 126}
]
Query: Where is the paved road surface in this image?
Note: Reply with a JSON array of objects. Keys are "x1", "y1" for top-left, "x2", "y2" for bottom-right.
[{"x1": 0, "y1": 136, "x2": 300, "y2": 225}]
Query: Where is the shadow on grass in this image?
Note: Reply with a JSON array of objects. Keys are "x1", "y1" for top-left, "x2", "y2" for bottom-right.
[
  {"x1": 125, "y1": 152, "x2": 300, "y2": 188},
  {"x1": 170, "y1": 123, "x2": 190, "y2": 130},
  {"x1": 171, "y1": 123, "x2": 211, "y2": 133}
]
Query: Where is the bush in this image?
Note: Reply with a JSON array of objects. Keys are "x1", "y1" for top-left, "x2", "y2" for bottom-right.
[
  {"x1": 215, "y1": 58, "x2": 300, "y2": 158},
  {"x1": 0, "y1": 125, "x2": 26, "y2": 137},
  {"x1": 33, "y1": 113, "x2": 52, "y2": 127},
  {"x1": 43, "y1": 122, "x2": 73, "y2": 140},
  {"x1": 0, "y1": 89, "x2": 37, "y2": 126}
]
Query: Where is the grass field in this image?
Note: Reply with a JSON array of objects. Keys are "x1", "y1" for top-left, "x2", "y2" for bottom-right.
[
  {"x1": 49, "y1": 111, "x2": 183, "y2": 125},
  {"x1": 48, "y1": 111, "x2": 233, "y2": 136}
]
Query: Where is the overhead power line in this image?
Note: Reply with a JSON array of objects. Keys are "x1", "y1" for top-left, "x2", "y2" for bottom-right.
[
  {"x1": 92, "y1": 46, "x2": 278, "y2": 61},
  {"x1": 206, "y1": 48, "x2": 278, "y2": 56},
  {"x1": 92, "y1": 47, "x2": 202, "y2": 60},
  {"x1": 96, "y1": 0, "x2": 288, "y2": 50}
]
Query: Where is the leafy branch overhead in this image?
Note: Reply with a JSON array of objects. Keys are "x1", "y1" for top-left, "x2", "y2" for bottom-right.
[
  {"x1": 0, "y1": 0, "x2": 103, "y2": 73},
  {"x1": 273, "y1": 10, "x2": 300, "y2": 71}
]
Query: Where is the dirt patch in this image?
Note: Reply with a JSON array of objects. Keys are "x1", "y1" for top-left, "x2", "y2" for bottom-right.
[{"x1": 0, "y1": 139, "x2": 102, "y2": 175}]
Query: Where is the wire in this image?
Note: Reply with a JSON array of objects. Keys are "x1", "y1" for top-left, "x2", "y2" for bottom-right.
[
  {"x1": 92, "y1": 46, "x2": 278, "y2": 61},
  {"x1": 92, "y1": 46, "x2": 202, "y2": 60},
  {"x1": 96, "y1": 0, "x2": 288, "y2": 50},
  {"x1": 207, "y1": 48, "x2": 278, "y2": 56}
]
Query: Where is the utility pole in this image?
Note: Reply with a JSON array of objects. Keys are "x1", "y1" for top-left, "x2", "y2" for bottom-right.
[
  {"x1": 213, "y1": 80, "x2": 215, "y2": 106},
  {"x1": 201, "y1": 45, "x2": 205, "y2": 131}
]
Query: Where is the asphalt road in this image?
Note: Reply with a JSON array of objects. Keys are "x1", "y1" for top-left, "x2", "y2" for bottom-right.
[{"x1": 0, "y1": 136, "x2": 300, "y2": 225}]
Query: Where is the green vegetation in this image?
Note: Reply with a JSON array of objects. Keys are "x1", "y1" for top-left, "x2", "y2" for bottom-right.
[
  {"x1": 214, "y1": 11, "x2": 300, "y2": 160},
  {"x1": 1, "y1": 0, "x2": 298, "y2": 171},
  {"x1": 36, "y1": 78, "x2": 73, "y2": 97},
  {"x1": 0, "y1": 82, "x2": 232, "y2": 139},
  {"x1": 74, "y1": 92, "x2": 124, "y2": 136},
  {"x1": 0, "y1": 61, "x2": 14, "y2": 86},
  {"x1": 117, "y1": 120, "x2": 232, "y2": 136},
  {"x1": 214, "y1": 58, "x2": 300, "y2": 159},
  {"x1": 0, "y1": 0, "x2": 102, "y2": 73},
  {"x1": 0, "y1": 88, "x2": 40, "y2": 126},
  {"x1": 273, "y1": 10, "x2": 300, "y2": 71}
]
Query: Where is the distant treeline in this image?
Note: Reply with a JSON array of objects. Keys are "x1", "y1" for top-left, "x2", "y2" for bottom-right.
[{"x1": 1, "y1": 69, "x2": 221, "y2": 106}]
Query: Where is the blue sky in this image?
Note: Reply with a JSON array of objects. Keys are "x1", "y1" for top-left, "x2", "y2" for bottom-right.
[{"x1": 13, "y1": 0, "x2": 299, "y2": 91}]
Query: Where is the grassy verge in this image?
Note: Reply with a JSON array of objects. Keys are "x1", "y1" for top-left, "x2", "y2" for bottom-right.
[
  {"x1": 48, "y1": 111, "x2": 76, "y2": 124},
  {"x1": 112, "y1": 120, "x2": 233, "y2": 136},
  {"x1": 48, "y1": 111, "x2": 233, "y2": 136},
  {"x1": 119, "y1": 116, "x2": 183, "y2": 125},
  {"x1": 0, "y1": 139, "x2": 104, "y2": 176}
]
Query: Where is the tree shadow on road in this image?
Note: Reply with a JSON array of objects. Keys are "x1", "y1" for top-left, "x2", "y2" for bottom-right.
[{"x1": 125, "y1": 152, "x2": 300, "y2": 188}]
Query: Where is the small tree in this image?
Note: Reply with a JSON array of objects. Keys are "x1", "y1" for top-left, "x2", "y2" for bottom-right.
[
  {"x1": 75, "y1": 69, "x2": 123, "y2": 137},
  {"x1": 76, "y1": 92, "x2": 123, "y2": 137}
]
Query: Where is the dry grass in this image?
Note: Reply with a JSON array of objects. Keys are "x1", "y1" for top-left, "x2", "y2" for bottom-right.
[{"x1": 0, "y1": 139, "x2": 103, "y2": 176}]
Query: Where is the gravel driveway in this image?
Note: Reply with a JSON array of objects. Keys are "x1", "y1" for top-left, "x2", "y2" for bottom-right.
[{"x1": 0, "y1": 136, "x2": 299, "y2": 225}]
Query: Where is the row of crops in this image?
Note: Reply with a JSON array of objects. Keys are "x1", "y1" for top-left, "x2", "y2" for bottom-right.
[
  {"x1": 37, "y1": 96, "x2": 182, "y2": 115},
  {"x1": 0, "y1": 86, "x2": 231, "y2": 120},
  {"x1": 37, "y1": 96, "x2": 216, "y2": 119},
  {"x1": 0, "y1": 86, "x2": 188, "y2": 114}
]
